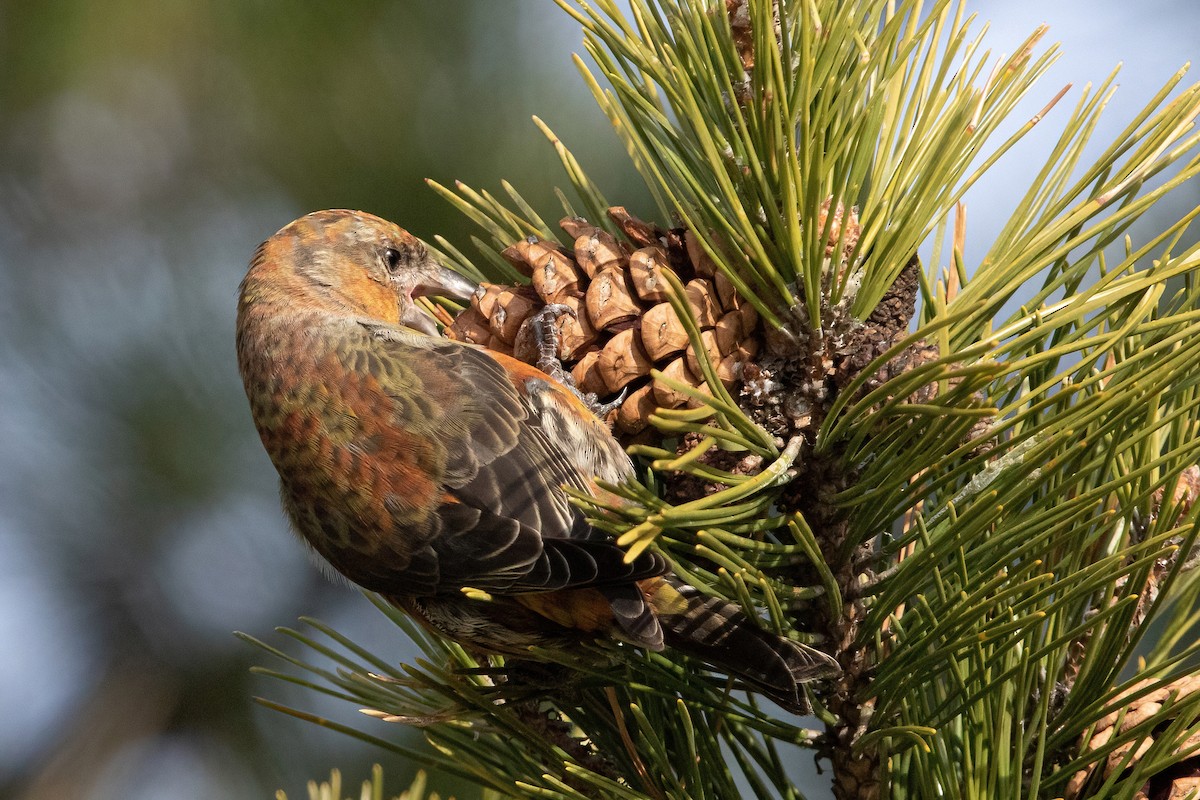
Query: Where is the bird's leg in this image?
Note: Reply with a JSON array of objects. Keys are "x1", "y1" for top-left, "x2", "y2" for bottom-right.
[
  {"x1": 532, "y1": 304, "x2": 627, "y2": 418},
  {"x1": 532, "y1": 303, "x2": 573, "y2": 383}
]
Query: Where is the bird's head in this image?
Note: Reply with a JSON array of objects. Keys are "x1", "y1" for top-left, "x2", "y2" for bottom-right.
[{"x1": 245, "y1": 209, "x2": 477, "y2": 334}]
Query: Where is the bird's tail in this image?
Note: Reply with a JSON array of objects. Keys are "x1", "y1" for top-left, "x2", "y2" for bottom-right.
[{"x1": 647, "y1": 578, "x2": 840, "y2": 713}]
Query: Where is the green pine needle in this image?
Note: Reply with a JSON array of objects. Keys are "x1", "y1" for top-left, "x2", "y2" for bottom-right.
[{"x1": 251, "y1": 2, "x2": 1200, "y2": 798}]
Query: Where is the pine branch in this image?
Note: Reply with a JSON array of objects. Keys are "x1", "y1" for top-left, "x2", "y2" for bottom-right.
[{"x1": 249, "y1": 2, "x2": 1200, "y2": 798}]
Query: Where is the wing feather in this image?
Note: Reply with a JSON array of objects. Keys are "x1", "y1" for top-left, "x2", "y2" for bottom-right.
[{"x1": 351, "y1": 325, "x2": 666, "y2": 596}]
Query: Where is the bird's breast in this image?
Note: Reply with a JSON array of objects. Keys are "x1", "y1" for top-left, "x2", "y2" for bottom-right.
[{"x1": 240, "y1": 317, "x2": 445, "y2": 572}]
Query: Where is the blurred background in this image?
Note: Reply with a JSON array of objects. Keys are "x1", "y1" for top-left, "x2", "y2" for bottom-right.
[{"x1": 0, "y1": 1, "x2": 1197, "y2": 798}]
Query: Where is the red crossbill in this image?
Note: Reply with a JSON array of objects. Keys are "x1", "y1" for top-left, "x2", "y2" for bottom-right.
[{"x1": 236, "y1": 209, "x2": 839, "y2": 712}]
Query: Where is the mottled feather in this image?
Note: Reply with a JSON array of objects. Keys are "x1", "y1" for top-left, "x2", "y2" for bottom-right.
[{"x1": 237, "y1": 209, "x2": 839, "y2": 706}]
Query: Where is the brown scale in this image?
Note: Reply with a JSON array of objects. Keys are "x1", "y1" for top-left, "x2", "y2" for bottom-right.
[
  {"x1": 1065, "y1": 674, "x2": 1200, "y2": 799},
  {"x1": 447, "y1": 207, "x2": 764, "y2": 443}
]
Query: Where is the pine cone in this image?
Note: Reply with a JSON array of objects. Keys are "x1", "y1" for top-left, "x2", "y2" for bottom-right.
[
  {"x1": 1152, "y1": 465, "x2": 1200, "y2": 528},
  {"x1": 447, "y1": 207, "x2": 765, "y2": 441},
  {"x1": 1065, "y1": 676, "x2": 1200, "y2": 799}
]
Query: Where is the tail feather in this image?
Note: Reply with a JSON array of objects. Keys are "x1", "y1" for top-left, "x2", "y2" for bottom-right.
[{"x1": 652, "y1": 579, "x2": 840, "y2": 713}]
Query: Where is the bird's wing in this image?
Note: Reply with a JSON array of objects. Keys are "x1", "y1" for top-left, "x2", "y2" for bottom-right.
[{"x1": 337, "y1": 323, "x2": 667, "y2": 597}]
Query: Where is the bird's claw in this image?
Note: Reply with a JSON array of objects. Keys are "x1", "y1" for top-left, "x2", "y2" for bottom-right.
[{"x1": 588, "y1": 386, "x2": 628, "y2": 418}]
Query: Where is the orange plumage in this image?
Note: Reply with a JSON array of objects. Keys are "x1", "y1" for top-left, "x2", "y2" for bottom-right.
[{"x1": 236, "y1": 209, "x2": 839, "y2": 711}]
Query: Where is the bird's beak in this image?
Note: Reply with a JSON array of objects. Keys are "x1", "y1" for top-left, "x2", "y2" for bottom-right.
[
  {"x1": 413, "y1": 266, "x2": 477, "y2": 302},
  {"x1": 401, "y1": 264, "x2": 478, "y2": 337}
]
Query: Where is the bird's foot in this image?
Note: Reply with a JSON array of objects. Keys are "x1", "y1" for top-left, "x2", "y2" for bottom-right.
[
  {"x1": 532, "y1": 304, "x2": 625, "y2": 419},
  {"x1": 586, "y1": 386, "x2": 627, "y2": 418}
]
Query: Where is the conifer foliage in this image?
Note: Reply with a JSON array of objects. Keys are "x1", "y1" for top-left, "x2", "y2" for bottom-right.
[{"x1": 246, "y1": 1, "x2": 1200, "y2": 797}]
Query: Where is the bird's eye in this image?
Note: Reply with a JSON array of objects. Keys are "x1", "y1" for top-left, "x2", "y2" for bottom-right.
[{"x1": 382, "y1": 247, "x2": 404, "y2": 274}]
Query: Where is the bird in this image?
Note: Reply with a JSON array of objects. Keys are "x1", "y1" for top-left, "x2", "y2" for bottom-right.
[{"x1": 235, "y1": 208, "x2": 840, "y2": 712}]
